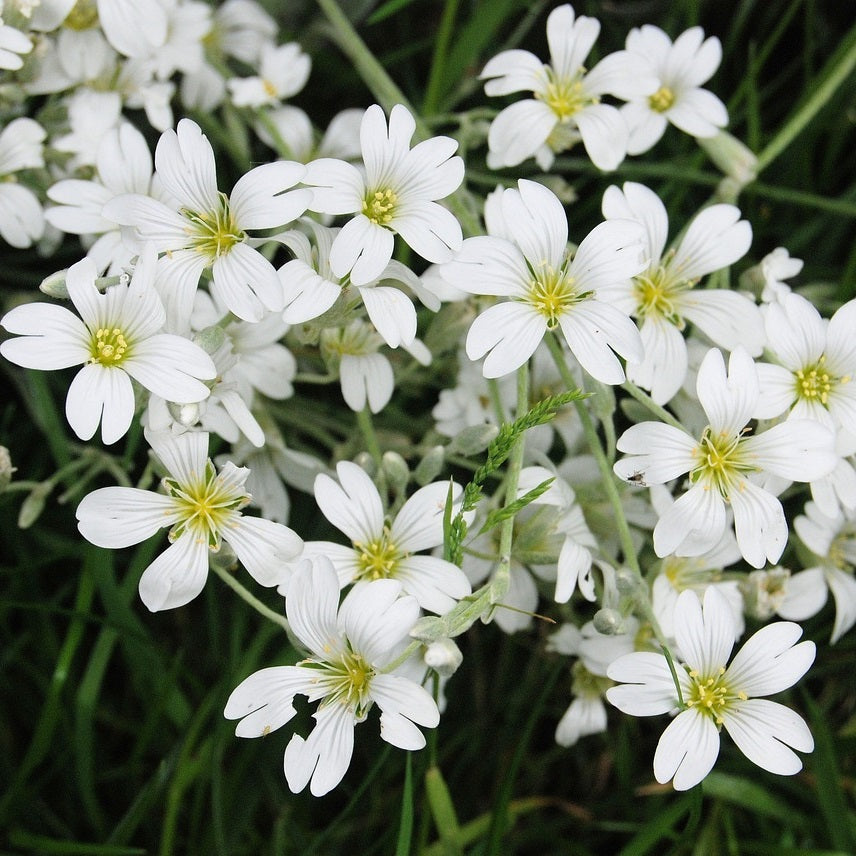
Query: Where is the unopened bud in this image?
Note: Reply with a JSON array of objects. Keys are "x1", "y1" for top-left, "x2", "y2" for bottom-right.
[
  {"x1": 167, "y1": 401, "x2": 200, "y2": 427},
  {"x1": 193, "y1": 324, "x2": 227, "y2": 355},
  {"x1": 424, "y1": 638, "x2": 463, "y2": 677},
  {"x1": 0, "y1": 446, "x2": 16, "y2": 491},
  {"x1": 353, "y1": 451, "x2": 376, "y2": 477},
  {"x1": 615, "y1": 567, "x2": 645, "y2": 597},
  {"x1": 697, "y1": 130, "x2": 757, "y2": 187},
  {"x1": 18, "y1": 481, "x2": 52, "y2": 529},
  {"x1": 39, "y1": 268, "x2": 69, "y2": 299},
  {"x1": 414, "y1": 445, "x2": 445, "y2": 485},
  {"x1": 449, "y1": 423, "x2": 498, "y2": 456},
  {"x1": 741, "y1": 567, "x2": 790, "y2": 620},
  {"x1": 382, "y1": 451, "x2": 409, "y2": 495},
  {"x1": 592, "y1": 607, "x2": 624, "y2": 636}
]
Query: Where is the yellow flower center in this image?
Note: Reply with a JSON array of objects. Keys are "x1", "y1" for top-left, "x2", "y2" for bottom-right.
[
  {"x1": 90, "y1": 327, "x2": 129, "y2": 365},
  {"x1": 686, "y1": 666, "x2": 747, "y2": 726},
  {"x1": 362, "y1": 188, "x2": 398, "y2": 225},
  {"x1": 262, "y1": 79, "x2": 277, "y2": 98},
  {"x1": 649, "y1": 86, "x2": 676, "y2": 113},
  {"x1": 183, "y1": 192, "x2": 245, "y2": 260},
  {"x1": 662, "y1": 556, "x2": 721, "y2": 591},
  {"x1": 794, "y1": 355, "x2": 849, "y2": 407},
  {"x1": 571, "y1": 661, "x2": 613, "y2": 699},
  {"x1": 689, "y1": 426, "x2": 759, "y2": 499},
  {"x1": 354, "y1": 528, "x2": 402, "y2": 581},
  {"x1": 164, "y1": 461, "x2": 250, "y2": 549},
  {"x1": 64, "y1": 0, "x2": 99, "y2": 30},
  {"x1": 537, "y1": 67, "x2": 594, "y2": 121},
  {"x1": 632, "y1": 264, "x2": 690, "y2": 327},
  {"x1": 524, "y1": 260, "x2": 586, "y2": 328}
]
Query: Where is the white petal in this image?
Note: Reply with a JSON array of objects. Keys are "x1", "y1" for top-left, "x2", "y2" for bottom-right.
[
  {"x1": 827, "y1": 566, "x2": 856, "y2": 644},
  {"x1": 391, "y1": 481, "x2": 456, "y2": 551},
  {"x1": 284, "y1": 704, "x2": 355, "y2": 796},
  {"x1": 123, "y1": 335, "x2": 215, "y2": 401},
  {"x1": 669, "y1": 205, "x2": 751, "y2": 282},
  {"x1": 574, "y1": 102, "x2": 628, "y2": 171},
  {"x1": 393, "y1": 200, "x2": 462, "y2": 265},
  {"x1": 0, "y1": 303, "x2": 88, "y2": 369},
  {"x1": 466, "y1": 302, "x2": 545, "y2": 378},
  {"x1": 486, "y1": 100, "x2": 557, "y2": 168},
  {"x1": 654, "y1": 483, "x2": 726, "y2": 558},
  {"x1": 614, "y1": 422, "x2": 696, "y2": 484},
  {"x1": 286, "y1": 558, "x2": 345, "y2": 655},
  {"x1": 743, "y1": 419, "x2": 836, "y2": 483},
  {"x1": 372, "y1": 672, "x2": 439, "y2": 729},
  {"x1": 314, "y1": 461, "x2": 383, "y2": 545},
  {"x1": 696, "y1": 347, "x2": 757, "y2": 435},
  {"x1": 359, "y1": 285, "x2": 417, "y2": 348},
  {"x1": 155, "y1": 119, "x2": 219, "y2": 213},
  {"x1": 394, "y1": 555, "x2": 471, "y2": 614},
  {"x1": 224, "y1": 665, "x2": 307, "y2": 737},
  {"x1": 212, "y1": 243, "x2": 284, "y2": 320},
  {"x1": 606, "y1": 651, "x2": 683, "y2": 716},
  {"x1": 230, "y1": 161, "x2": 311, "y2": 230},
  {"x1": 725, "y1": 623, "x2": 814, "y2": 696},
  {"x1": 329, "y1": 215, "x2": 394, "y2": 286},
  {"x1": 680, "y1": 290, "x2": 764, "y2": 356},
  {"x1": 776, "y1": 567, "x2": 828, "y2": 622},
  {"x1": 138, "y1": 533, "x2": 209, "y2": 612},
  {"x1": 653, "y1": 709, "x2": 720, "y2": 790},
  {"x1": 626, "y1": 316, "x2": 688, "y2": 405},
  {"x1": 76, "y1": 486, "x2": 176, "y2": 547},
  {"x1": 224, "y1": 516, "x2": 303, "y2": 588},
  {"x1": 674, "y1": 588, "x2": 736, "y2": 676},
  {"x1": 723, "y1": 699, "x2": 813, "y2": 775},
  {"x1": 65, "y1": 363, "x2": 133, "y2": 444},
  {"x1": 339, "y1": 580, "x2": 417, "y2": 665}
]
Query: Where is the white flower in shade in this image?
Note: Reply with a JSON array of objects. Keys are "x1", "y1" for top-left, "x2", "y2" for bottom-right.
[
  {"x1": 754, "y1": 292, "x2": 856, "y2": 433},
  {"x1": 46, "y1": 122, "x2": 153, "y2": 273},
  {"x1": 600, "y1": 181, "x2": 760, "y2": 404},
  {"x1": 76, "y1": 430, "x2": 303, "y2": 610},
  {"x1": 207, "y1": 0, "x2": 277, "y2": 65},
  {"x1": 103, "y1": 118, "x2": 312, "y2": 326},
  {"x1": 299, "y1": 461, "x2": 471, "y2": 614},
  {"x1": 52, "y1": 89, "x2": 123, "y2": 169},
  {"x1": 96, "y1": 0, "x2": 168, "y2": 60},
  {"x1": 303, "y1": 103, "x2": 464, "y2": 286},
  {"x1": 277, "y1": 221, "x2": 427, "y2": 349},
  {"x1": 778, "y1": 501, "x2": 856, "y2": 644},
  {"x1": 620, "y1": 26, "x2": 728, "y2": 155},
  {"x1": 224, "y1": 557, "x2": 440, "y2": 797},
  {"x1": 0, "y1": 16, "x2": 31, "y2": 70},
  {"x1": 760, "y1": 247, "x2": 803, "y2": 303},
  {"x1": 441, "y1": 179, "x2": 646, "y2": 382},
  {"x1": 0, "y1": 247, "x2": 216, "y2": 444},
  {"x1": 227, "y1": 41, "x2": 310, "y2": 107},
  {"x1": 255, "y1": 107, "x2": 364, "y2": 164},
  {"x1": 319, "y1": 320, "x2": 430, "y2": 415},
  {"x1": 607, "y1": 588, "x2": 816, "y2": 790},
  {"x1": 0, "y1": 116, "x2": 45, "y2": 248},
  {"x1": 480, "y1": 4, "x2": 657, "y2": 171},
  {"x1": 614, "y1": 347, "x2": 837, "y2": 568}
]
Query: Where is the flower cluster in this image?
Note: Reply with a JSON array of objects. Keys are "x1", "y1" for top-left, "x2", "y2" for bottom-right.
[{"x1": 1, "y1": 0, "x2": 850, "y2": 805}]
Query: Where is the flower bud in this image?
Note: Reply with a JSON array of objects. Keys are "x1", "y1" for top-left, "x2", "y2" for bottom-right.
[
  {"x1": 0, "y1": 446, "x2": 16, "y2": 492},
  {"x1": 382, "y1": 451, "x2": 409, "y2": 495},
  {"x1": 741, "y1": 567, "x2": 790, "y2": 620},
  {"x1": 167, "y1": 401, "x2": 200, "y2": 427},
  {"x1": 449, "y1": 423, "x2": 498, "y2": 456},
  {"x1": 592, "y1": 607, "x2": 624, "y2": 636},
  {"x1": 39, "y1": 268, "x2": 69, "y2": 300},
  {"x1": 424, "y1": 638, "x2": 463, "y2": 677},
  {"x1": 697, "y1": 130, "x2": 757, "y2": 187},
  {"x1": 193, "y1": 324, "x2": 227, "y2": 355},
  {"x1": 414, "y1": 445, "x2": 445, "y2": 485}
]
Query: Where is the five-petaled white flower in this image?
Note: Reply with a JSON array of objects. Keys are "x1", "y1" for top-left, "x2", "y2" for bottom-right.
[
  {"x1": 607, "y1": 587, "x2": 816, "y2": 790},
  {"x1": 104, "y1": 118, "x2": 312, "y2": 326},
  {"x1": 0, "y1": 246, "x2": 216, "y2": 444},
  {"x1": 76, "y1": 430, "x2": 303, "y2": 610},
  {"x1": 600, "y1": 181, "x2": 761, "y2": 404},
  {"x1": 298, "y1": 461, "x2": 471, "y2": 614},
  {"x1": 302, "y1": 103, "x2": 464, "y2": 286},
  {"x1": 441, "y1": 179, "x2": 646, "y2": 382},
  {"x1": 620, "y1": 25, "x2": 728, "y2": 155},
  {"x1": 480, "y1": 3, "x2": 657, "y2": 171},
  {"x1": 224, "y1": 557, "x2": 440, "y2": 796},
  {"x1": 614, "y1": 347, "x2": 837, "y2": 567}
]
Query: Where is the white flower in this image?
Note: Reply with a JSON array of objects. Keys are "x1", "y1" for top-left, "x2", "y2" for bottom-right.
[
  {"x1": 755, "y1": 292, "x2": 856, "y2": 433},
  {"x1": 0, "y1": 247, "x2": 216, "y2": 444},
  {"x1": 224, "y1": 557, "x2": 440, "y2": 796},
  {"x1": 104, "y1": 118, "x2": 312, "y2": 326},
  {"x1": 607, "y1": 588, "x2": 816, "y2": 790},
  {"x1": 303, "y1": 103, "x2": 464, "y2": 286},
  {"x1": 760, "y1": 247, "x2": 803, "y2": 303},
  {"x1": 480, "y1": 4, "x2": 657, "y2": 170},
  {"x1": 601, "y1": 181, "x2": 760, "y2": 404},
  {"x1": 254, "y1": 107, "x2": 364, "y2": 164},
  {"x1": 614, "y1": 347, "x2": 837, "y2": 567},
  {"x1": 52, "y1": 89, "x2": 123, "y2": 169},
  {"x1": 76, "y1": 430, "x2": 303, "y2": 610},
  {"x1": 299, "y1": 461, "x2": 471, "y2": 614},
  {"x1": 0, "y1": 116, "x2": 45, "y2": 248},
  {"x1": 778, "y1": 501, "x2": 856, "y2": 644},
  {"x1": 0, "y1": 17, "x2": 32, "y2": 70},
  {"x1": 227, "y1": 41, "x2": 310, "y2": 107},
  {"x1": 441, "y1": 179, "x2": 646, "y2": 382},
  {"x1": 46, "y1": 122, "x2": 153, "y2": 273},
  {"x1": 621, "y1": 26, "x2": 728, "y2": 155}
]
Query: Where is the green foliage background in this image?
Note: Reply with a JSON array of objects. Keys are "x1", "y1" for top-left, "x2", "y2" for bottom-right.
[{"x1": 1, "y1": 1, "x2": 855, "y2": 854}]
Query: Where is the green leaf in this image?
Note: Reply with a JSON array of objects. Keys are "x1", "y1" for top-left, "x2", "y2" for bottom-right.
[
  {"x1": 478, "y1": 477, "x2": 554, "y2": 535},
  {"x1": 395, "y1": 752, "x2": 414, "y2": 856},
  {"x1": 425, "y1": 766, "x2": 463, "y2": 855}
]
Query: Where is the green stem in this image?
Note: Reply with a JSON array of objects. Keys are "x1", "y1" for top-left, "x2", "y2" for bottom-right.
[
  {"x1": 422, "y1": 0, "x2": 460, "y2": 115},
  {"x1": 755, "y1": 23, "x2": 856, "y2": 173},
  {"x1": 620, "y1": 380, "x2": 686, "y2": 431},
  {"x1": 313, "y1": 0, "x2": 482, "y2": 238},
  {"x1": 356, "y1": 406, "x2": 383, "y2": 468},
  {"x1": 209, "y1": 563, "x2": 290, "y2": 633}
]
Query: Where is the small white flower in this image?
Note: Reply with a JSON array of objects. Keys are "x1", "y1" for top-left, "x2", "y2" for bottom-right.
[
  {"x1": 760, "y1": 247, "x2": 803, "y2": 303},
  {"x1": 620, "y1": 26, "x2": 728, "y2": 155},
  {"x1": 614, "y1": 347, "x2": 837, "y2": 567},
  {"x1": 224, "y1": 557, "x2": 440, "y2": 796},
  {"x1": 104, "y1": 118, "x2": 312, "y2": 326},
  {"x1": 778, "y1": 501, "x2": 856, "y2": 644},
  {"x1": 442, "y1": 179, "x2": 646, "y2": 382},
  {"x1": 0, "y1": 116, "x2": 45, "y2": 248},
  {"x1": 0, "y1": 17, "x2": 32, "y2": 70},
  {"x1": 480, "y1": 4, "x2": 657, "y2": 170},
  {"x1": 303, "y1": 103, "x2": 464, "y2": 286},
  {"x1": 607, "y1": 587, "x2": 816, "y2": 790},
  {"x1": 76, "y1": 430, "x2": 303, "y2": 610},
  {"x1": 299, "y1": 461, "x2": 471, "y2": 614},
  {"x1": 227, "y1": 41, "x2": 310, "y2": 107},
  {"x1": 601, "y1": 181, "x2": 760, "y2": 404},
  {"x1": 0, "y1": 246, "x2": 216, "y2": 444}
]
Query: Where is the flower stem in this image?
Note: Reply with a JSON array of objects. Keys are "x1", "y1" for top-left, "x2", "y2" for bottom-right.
[
  {"x1": 755, "y1": 22, "x2": 856, "y2": 174},
  {"x1": 620, "y1": 380, "x2": 686, "y2": 431},
  {"x1": 356, "y1": 406, "x2": 383, "y2": 468},
  {"x1": 210, "y1": 562, "x2": 290, "y2": 633}
]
